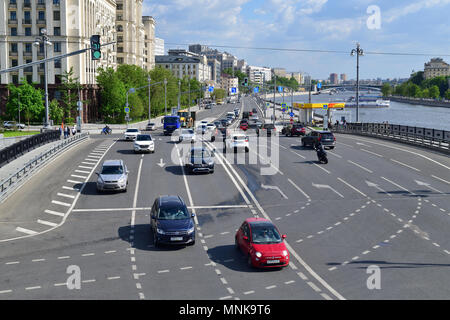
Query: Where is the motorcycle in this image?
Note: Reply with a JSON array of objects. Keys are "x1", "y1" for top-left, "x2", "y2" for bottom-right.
[
  {"x1": 314, "y1": 143, "x2": 328, "y2": 164},
  {"x1": 101, "y1": 127, "x2": 112, "y2": 135}
]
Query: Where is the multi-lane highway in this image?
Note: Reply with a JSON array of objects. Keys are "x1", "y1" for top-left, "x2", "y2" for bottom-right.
[{"x1": 0, "y1": 96, "x2": 449, "y2": 300}]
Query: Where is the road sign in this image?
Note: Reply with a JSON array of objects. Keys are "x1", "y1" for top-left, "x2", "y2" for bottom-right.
[
  {"x1": 124, "y1": 106, "x2": 130, "y2": 113},
  {"x1": 208, "y1": 86, "x2": 214, "y2": 92},
  {"x1": 278, "y1": 86, "x2": 283, "y2": 93},
  {"x1": 323, "y1": 104, "x2": 328, "y2": 110},
  {"x1": 231, "y1": 87, "x2": 236, "y2": 93},
  {"x1": 281, "y1": 103, "x2": 287, "y2": 112},
  {"x1": 289, "y1": 112, "x2": 294, "y2": 117},
  {"x1": 317, "y1": 82, "x2": 322, "y2": 89},
  {"x1": 254, "y1": 87, "x2": 259, "y2": 93}
]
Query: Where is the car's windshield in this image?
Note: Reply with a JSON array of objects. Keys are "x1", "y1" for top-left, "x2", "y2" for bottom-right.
[
  {"x1": 136, "y1": 135, "x2": 152, "y2": 141},
  {"x1": 191, "y1": 149, "x2": 211, "y2": 158},
  {"x1": 251, "y1": 225, "x2": 282, "y2": 244},
  {"x1": 263, "y1": 124, "x2": 275, "y2": 129},
  {"x1": 165, "y1": 117, "x2": 178, "y2": 124},
  {"x1": 101, "y1": 165, "x2": 123, "y2": 175},
  {"x1": 158, "y1": 205, "x2": 190, "y2": 220},
  {"x1": 126, "y1": 129, "x2": 139, "y2": 132}
]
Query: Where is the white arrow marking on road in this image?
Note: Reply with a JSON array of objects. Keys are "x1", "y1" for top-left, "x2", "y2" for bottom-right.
[
  {"x1": 312, "y1": 183, "x2": 344, "y2": 198},
  {"x1": 414, "y1": 180, "x2": 443, "y2": 194},
  {"x1": 365, "y1": 180, "x2": 392, "y2": 197},
  {"x1": 261, "y1": 184, "x2": 288, "y2": 199},
  {"x1": 356, "y1": 142, "x2": 371, "y2": 147},
  {"x1": 157, "y1": 158, "x2": 166, "y2": 167}
]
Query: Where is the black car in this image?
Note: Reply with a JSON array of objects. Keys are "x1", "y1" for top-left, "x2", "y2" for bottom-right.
[
  {"x1": 252, "y1": 108, "x2": 258, "y2": 114},
  {"x1": 185, "y1": 147, "x2": 215, "y2": 174},
  {"x1": 211, "y1": 125, "x2": 227, "y2": 142},
  {"x1": 150, "y1": 195, "x2": 196, "y2": 247},
  {"x1": 220, "y1": 119, "x2": 229, "y2": 127},
  {"x1": 301, "y1": 130, "x2": 336, "y2": 149},
  {"x1": 257, "y1": 123, "x2": 276, "y2": 137}
]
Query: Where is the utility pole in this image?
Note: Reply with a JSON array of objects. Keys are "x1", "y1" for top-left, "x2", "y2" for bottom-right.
[
  {"x1": 33, "y1": 28, "x2": 52, "y2": 129},
  {"x1": 351, "y1": 42, "x2": 364, "y2": 122},
  {"x1": 148, "y1": 75, "x2": 151, "y2": 122},
  {"x1": 178, "y1": 79, "x2": 181, "y2": 110},
  {"x1": 188, "y1": 80, "x2": 191, "y2": 114},
  {"x1": 18, "y1": 91, "x2": 20, "y2": 126},
  {"x1": 164, "y1": 78, "x2": 167, "y2": 115},
  {"x1": 273, "y1": 75, "x2": 276, "y2": 125}
]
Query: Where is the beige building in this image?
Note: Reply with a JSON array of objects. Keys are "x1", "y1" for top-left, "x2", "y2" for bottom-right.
[
  {"x1": 0, "y1": 0, "x2": 117, "y2": 85},
  {"x1": 115, "y1": 0, "x2": 155, "y2": 70},
  {"x1": 424, "y1": 58, "x2": 450, "y2": 79},
  {"x1": 221, "y1": 73, "x2": 238, "y2": 95},
  {"x1": 155, "y1": 50, "x2": 211, "y2": 82},
  {"x1": 272, "y1": 67, "x2": 286, "y2": 78}
]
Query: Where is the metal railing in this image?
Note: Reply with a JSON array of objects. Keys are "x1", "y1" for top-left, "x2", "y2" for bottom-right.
[
  {"x1": 0, "y1": 133, "x2": 89, "y2": 203},
  {"x1": 333, "y1": 123, "x2": 450, "y2": 154}
]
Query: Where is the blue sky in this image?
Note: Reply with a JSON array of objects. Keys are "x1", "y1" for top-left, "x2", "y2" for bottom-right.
[{"x1": 143, "y1": 0, "x2": 450, "y2": 80}]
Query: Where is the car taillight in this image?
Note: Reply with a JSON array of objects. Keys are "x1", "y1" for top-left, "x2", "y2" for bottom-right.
[
  {"x1": 334, "y1": 136, "x2": 336, "y2": 141},
  {"x1": 318, "y1": 136, "x2": 321, "y2": 141}
]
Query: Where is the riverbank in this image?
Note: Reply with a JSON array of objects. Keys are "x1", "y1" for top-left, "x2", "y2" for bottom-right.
[{"x1": 389, "y1": 96, "x2": 450, "y2": 108}]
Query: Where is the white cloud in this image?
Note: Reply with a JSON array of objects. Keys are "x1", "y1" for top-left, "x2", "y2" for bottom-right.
[{"x1": 385, "y1": 0, "x2": 450, "y2": 23}]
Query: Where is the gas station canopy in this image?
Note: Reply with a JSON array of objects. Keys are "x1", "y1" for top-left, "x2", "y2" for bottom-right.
[{"x1": 293, "y1": 103, "x2": 345, "y2": 109}]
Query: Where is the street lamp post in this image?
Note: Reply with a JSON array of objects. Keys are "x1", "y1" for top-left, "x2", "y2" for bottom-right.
[
  {"x1": 18, "y1": 91, "x2": 20, "y2": 126},
  {"x1": 164, "y1": 78, "x2": 167, "y2": 115},
  {"x1": 177, "y1": 79, "x2": 181, "y2": 110},
  {"x1": 188, "y1": 80, "x2": 191, "y2": 114},
  {"x1": 148, "y1": 75, "x2": 151, "y2": 122},
  {"x1": 351, "y1": 42, "x2": 364, "y2": 122},
  {"x1": 33, "y1": 28, "x2": 52, "y2": 129}
]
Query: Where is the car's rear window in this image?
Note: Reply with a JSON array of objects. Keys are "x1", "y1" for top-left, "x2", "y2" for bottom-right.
[
  {"x1": 321, "y1": 133, "x2": 334, "y2": 138},
  {"x1": 136, "y1": 135, "x2": 152, "y2": 141},
  {"x1": 263, "y1": 124, "x2": 275, "y2": 129},
  {"x1": 126, "y1": 129, "x2": 139, "y2": 132},
  {"x1": 233, "y1": 136, "x2": 247, "y2": 140}
]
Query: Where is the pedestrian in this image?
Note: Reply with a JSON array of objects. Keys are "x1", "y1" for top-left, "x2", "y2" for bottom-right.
[
  {"x1": 58, "y1": 126, "x2": 62, "y2": 137},
  {"x1": 72, "y1": 126, "x2": 76, "y2": 135},
  {"x1": 65, "y1": 126, "x2": 70, "y2": 138}
]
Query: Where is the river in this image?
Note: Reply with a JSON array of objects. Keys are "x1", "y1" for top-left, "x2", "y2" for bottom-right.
[{"x1": 270, "y1": 90, "x2": 450, "y2": 131}]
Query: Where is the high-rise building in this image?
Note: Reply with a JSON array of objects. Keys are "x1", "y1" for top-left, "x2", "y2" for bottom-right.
[
  {"x1": 329, "y1": 73, "x2": 339, "y2": 84},
  {"x1": 221, "y1": 73, "x2": 238, "y2": 96},
  {"x1": 247, "y1": 66, "x2": 272, "y2": 84},
  {"x1": 207, "y1": 58, "x2": 221, "y2": 86},
  {"x1": 272, "y1": 68, "x2": 286, "y2": 78},
  {"x1": 340, "y1": 73, "x2": 347, "y2": 82}
]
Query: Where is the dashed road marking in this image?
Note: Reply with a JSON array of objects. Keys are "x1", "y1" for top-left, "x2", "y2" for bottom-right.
[
  {"x1": 15, "y1": 227, "x2": 38, "y2": 235},
  {"x1": 52, "y1": 200, "x2": 71, "y2": 207},
  {"x1": 37, "y1": 219, "x2": 58, "y2": 227}
]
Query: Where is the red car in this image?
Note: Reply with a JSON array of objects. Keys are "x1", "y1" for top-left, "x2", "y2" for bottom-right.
[
  {"x1": 235, "y1": 218, "x2": 289, "y2": 269},
  {"x1": 239, "y1": 122, "x2": 249, "y2": 131}
]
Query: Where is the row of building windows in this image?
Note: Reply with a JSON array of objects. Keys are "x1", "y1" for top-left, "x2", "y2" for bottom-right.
[
  {"x1": 10, "y1": 27, "x2": 60, "y2": 36},
  {"x1": 10, "y1": 73, "x2": 62, "y2": 85},
  {"x1": 9, "y1": 0, "x2": 60, "y2": 6},
  {"x1": 9, "y1": 10, "x2": 60, "y2": 21},
  {"x1": 9, "y1": 42, "x2": 61, "y2": 53}
]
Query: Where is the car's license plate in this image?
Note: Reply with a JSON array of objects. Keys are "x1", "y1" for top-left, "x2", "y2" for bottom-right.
[
  {"x1": 170, "y1": 237, "x2": 183, "y2": 241},
  {"x1": 266, "y1": 260, "x2": 280, "y2": 264}
]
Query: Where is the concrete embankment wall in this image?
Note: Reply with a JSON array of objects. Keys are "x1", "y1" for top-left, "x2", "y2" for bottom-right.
[{"x1": 389, "y1": 96, "x2": 450, "y2": 108}]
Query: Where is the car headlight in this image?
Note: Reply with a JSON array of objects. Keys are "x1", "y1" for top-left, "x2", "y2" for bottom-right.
[
  {"x1": 119, "y1": 176, "x2": 127, "y2": 184},
  {"x1": 282, "y1": 250, "x2": 288, "y2": 256},
  {"x1": 157, "y1": 228, "x2": 165, "y2": 235},
  {"x1": 97, "y1": 177, "x2": 104, "y2": 184},
  {"x1": 187, "y1": 226, "x2": 195, "y2": 234},
  {"x1": 134, "y1": 143, "x2": 139, "y2": 148},
  {"x1": 255, "y1": 251, "x2": 262, "y2": 258}
]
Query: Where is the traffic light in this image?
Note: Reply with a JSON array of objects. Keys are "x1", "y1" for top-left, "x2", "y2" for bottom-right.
[
  {"x1": 90, "y1": 35, "x2": 101, "y2": 60},
  {"x1": 244, "y1": 78, "x2": 248, "y2": 86}
]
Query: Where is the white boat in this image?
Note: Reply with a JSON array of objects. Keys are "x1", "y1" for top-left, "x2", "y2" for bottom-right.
[{"x1": 346, "y1": 95, "x2": 390, "y2": 108}]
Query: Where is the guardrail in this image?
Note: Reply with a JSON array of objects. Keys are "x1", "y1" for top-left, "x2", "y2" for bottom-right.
[
  {"x1": 0, "y1": 133, "x2": 89, "y2": 203},
  {"x1": 333, "y1": 123, "x2": 450, "y2": 154},
  {"x1": 0, "y1": 131, "x2": 61, "y2": 168}
]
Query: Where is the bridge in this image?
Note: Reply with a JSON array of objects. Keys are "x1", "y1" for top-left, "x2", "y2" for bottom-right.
[{"x1": 320, "y1": 84, "x2": 382, "y2": 91}]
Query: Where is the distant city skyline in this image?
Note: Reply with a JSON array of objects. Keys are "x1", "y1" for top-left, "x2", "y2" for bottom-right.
[{"x1": 144, "y1": 0, "x2": 450, "y2": 80}]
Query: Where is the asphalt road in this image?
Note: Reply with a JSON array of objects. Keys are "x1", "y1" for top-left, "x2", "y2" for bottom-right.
[{"x1": 0, "y1": 96, "x2": 449, "y2": 300}]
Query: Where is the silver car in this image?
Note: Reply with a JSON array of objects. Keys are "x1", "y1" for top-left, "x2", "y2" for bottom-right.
[
  {"x1": 179, "y1": 129, "x2": 196, "y2": 143},
  {"x1": 146, "y1": 122, "x2": 156, "y2": 131},
  {"x1": 96, "y1": 160, "x2": 129, "y2": 192}
]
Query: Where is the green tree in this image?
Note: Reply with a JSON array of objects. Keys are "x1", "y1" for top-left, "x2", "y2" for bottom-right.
[
  {"x1": 421, "y1": 88, "x2": 430, "y2": 98},
  {"x1": 428, "y1": 85, "x2": 440, "y2": 99},
  {"x1": 60, "y1": 67, "x2": 82, "y2": 121},
  {"x1": 445, "y1": 89, "x2": 450, "y2": 100},
  {"x1": 97, "y1": 67, "x2": 127, "y2": 123},
  {"x1": 381, "y1": 83, "x2": 391, "y2": 97},
  {"x1": 49, "y1": 99, "x2": 64, "y2": 124},
  {"x1": 6, "y1": 79, "x2": 44, "y2": 125},
  {"x1": 406, "y1": 83, "x2": 421, "y2": 97},
  {"x1": 211, "y1": 88, "x2": 226, "y2": 100},
  {"x1": 410, "y1": 71, "x2": 424, "y2": 86}
]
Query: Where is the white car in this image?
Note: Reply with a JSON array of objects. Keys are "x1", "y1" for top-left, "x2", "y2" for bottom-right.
[
  {"x1": 134, "y1": 134, "x2": 155, "y2": 153},
  {"x1": 206, "y1": 123, "x2": 215, "y2": 131},
  {"x1": 146, "y1": 122, "x2": 156, "y2": 131},
  {"x1": 179, "y1": 129, "x2": 196, "y2": 143},
  {"x1": 124, "y1": 128, "x2": 141, "y2": 140},
  {"x1": 3, "y1": 121, "x2": 25, "y2": 129},
  {"x1": 226, "y1": 133, "x2": 249, "y2": 152}
]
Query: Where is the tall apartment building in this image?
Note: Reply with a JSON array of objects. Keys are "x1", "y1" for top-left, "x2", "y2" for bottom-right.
[
  {"x1": 221, "y1": 73, "x2": 238, "y2": 96},
  {"x1": 340, "y1": 73, "x2": 347, "y2": 82},
  {"x1": 237, "y1": 59, "x2": 247, "y2": 73},
  {"x1": 272, "y1": 68, "x2": 286, "y2": 78},
  {"x1": 424, "y1": 58, "x2": 450, "y2": 79},
  {"x1": 247, "y1": 65, "x2": 271, "y2": 84},
  {"x1": 115, "y1": 0, "x2": 155, "y2": 70},
  {"x1": 155, "y1": 49, "x2": 211, "y2": 82},
  {"x1": 329, "y1": 73, "x2": 339, "y2": 84},
  {"x1": 207, "y1": 58, "x2": 221, "y2": 86}
]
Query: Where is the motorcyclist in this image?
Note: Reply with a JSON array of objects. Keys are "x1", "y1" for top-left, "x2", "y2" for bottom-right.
[
  {"x1": 102, "y1": 125, "x2": 111, "y2": 134},
  {"x1": 314, "y1": 141, "x2": 327, "y2": 163}
]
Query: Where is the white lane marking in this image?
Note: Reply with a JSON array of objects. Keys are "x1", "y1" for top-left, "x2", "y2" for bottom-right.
[
  {"x1": 5, "y1": 261, "x2": 20, "y2": 265},
  {"x1": 339, "y1": 135, "x2": 450, "y2": 170},
  {"x1": 261, "y1": 184, "x2": 289, "y2": 199},
  {"x1": 37, "y1": 220, "x2": 58, "y2": 227},
  {"x1": 390, "y1": 159, "x2": 421, "y2": 172},
  {"x1": 62, "y1": 186, "x2": 80, "y2": 192},
  {"x1": 431, "y1": 175, "x2": 450, "y2": 185},
  {"x1": 82, "y1": 279, "x2": 96, "y2": 283},
  {"x1": 219, "y1": 296, "x2": 233, "y2": 300},
  {"x1": 360, "y1": 148, "x2": 383, "y2": 157},
  {"x1": 67, "y1": 179, "x2": 82, "y2": 184},
  {"x1": 75, "y1": 169, "x2": 91, "y2": 174},
  {"x1": 220, "y1": 231, "x2": 230, "y2": 235},
  {"x1": 310, "y1": 161, "x2": 331, "y2": 174},
  {"x1": 32, "y1": 258, "x2": 46, "y2": 262},
  {"x1": 362, "y1": 250, "x2": 370, "y2": 255},
  {"x1": 287, "y1": 178, "x2": 311, "y2": 200},
  {"x1": 285, "y1": 280, "x2": 295, "y2": 285},
  {"x1": 312, "y1": 183, "x2": 344, "y2": 198},
  {"x1": 108, "y1": 276, "x2": 121, "y2": 280},
  {"x1": 15, "y1": 227, "x2": 38, "y2": 235},
  {"x1": 131, "y1": 157, "x2": 144, "y2": 228},
  {"x1": 381, "y1": 177, "x2": 415, "y2": 195},
  {"x1": 82, "y1": 253, "x2": 95, "y2": 257},
  {"x1": 57, "y1": 256, "x2": 70, "y2": 260},
  {"x1": 243, "y1": 290, "x2": 255, "y2": 295},
  {"x1": 347, "y1": 160, "x2": 373, "y2": 173},
  {"x1": 78, "y1": 165, "x2": 94, "y2": 169},
  {"x1": 328, "y1": 267, "x2": 337, "y2": 271},
  {"x1": 220, "y1": 278, "x2": 228, "y2": 285},
  {"x1": 291, "y1": 150, "x2": 306, "y2": 159},
  {"x1": 307, "y1": 282, "x2": 321, "y2": 293},
  {"x1": 57, "y1": 193, "x2": 76, "y2": 199},
  {"x1": 321, "y1": 293, "x2": 333, "y2": 300},
  {"x1": 327, "y1": 151, "x2": 343, "y2": 159},
  {"x1": 84, "y1": 158, "x2": 98, "y2": 162},
  {"x1": 337, "y1": 142, "x2": 355, "y2": 148},
  {"x1": 71, "y1": 174, "x2": 88, "y2": 179},
  {"x1": 265, "y1": 285, "x2": 277, "y2": 290},
  {"x1": 52, "y1": 200, "x2": 71, "y2": 207},
  {"x1": 157, "y1": 270, "x2": 170, "y2": 273},
  {"x1": 25, "y1": 286, "x2": 41, "y2": 290},
  {"x1": 337, "y1": 178, "x2": 367, "y2": 197},
  {"x1": 54, "y1": 283, "x2": 67, "y2": 287},
  {"x1": 227, "y1": 287, "x2": 235, "y2": 294},
  {"x1": 180, "y1": 266, "x2": 193, "y2": 270},
  {"x1": 45, "y1": 209, "x2": 65, "y2": 217},
  {"x1": 0, "y1": 290, "x2": 12, "y2": 294},
  {"x1": 81, "y1": 161, "x2": 96, "y2": 165}
]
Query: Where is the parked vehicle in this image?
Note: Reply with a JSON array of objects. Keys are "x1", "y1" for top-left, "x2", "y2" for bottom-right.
[
  {"x1": 235, "y1": 218, "x2": 289, "y2": 269},
  {"x1": 3, "y1": 121, "x2": 25, "y2": 130},
  {"x1": 150, "y1": 195, "x2": 196, "y2": 247},
  {"x1": 301, "y1": 130, "x2": 336, "y2": 149},
  {"x1": 96, "y1": 160, "x2": 129, "y2": 192}
]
